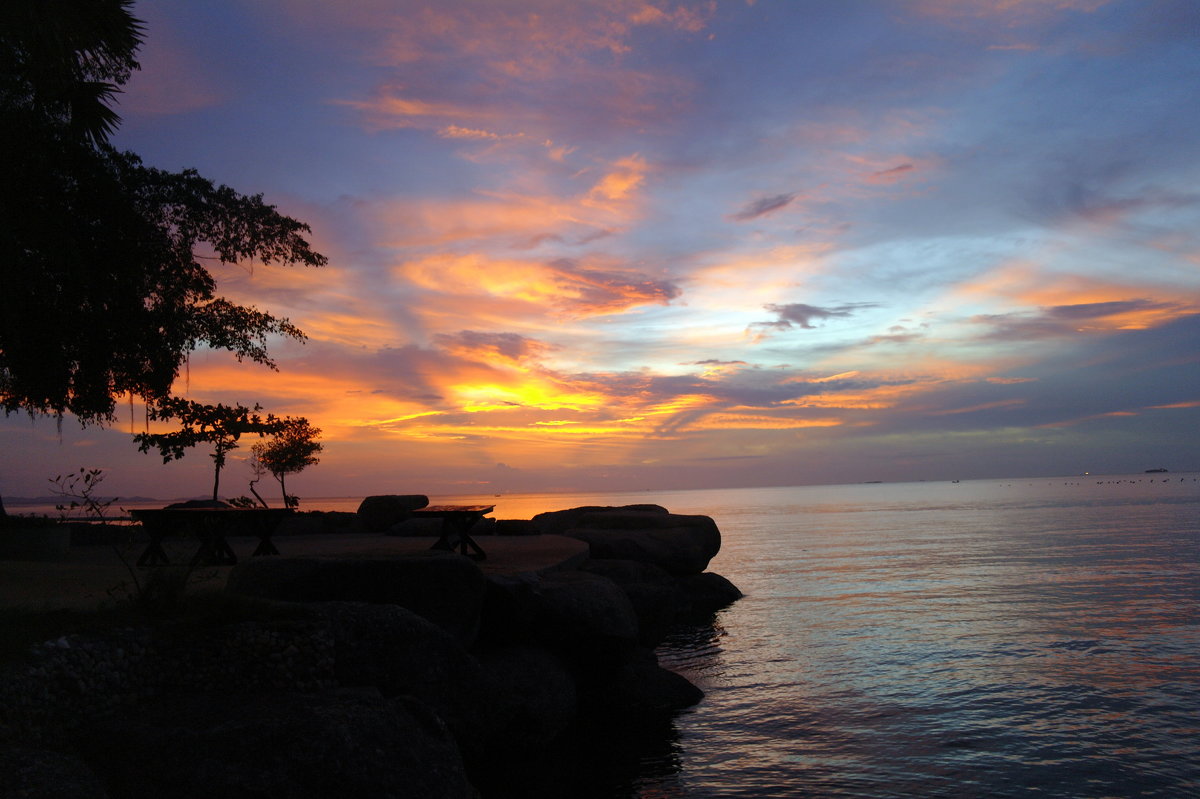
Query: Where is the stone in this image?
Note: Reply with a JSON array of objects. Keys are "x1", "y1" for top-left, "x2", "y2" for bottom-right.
[
  {"x1": 587, "y1": 647, "x2": 704, "y2": 717},
  {"x1": 164, "y1": 499, "x2": 231, "y2": 509},
  {"x1": 477, "y1": 645, "x2": 578, "y2": 756},
  {"x1": 227, "y1": 551, "x2": 486, "y2": 646},
  {"x1": 479, "y1": 571, "x2": 640, "y2": 665},
  {"x1": 319, "y1": 602, "x2": 495, "y2": 765},
  {"x1": 530, "y1": 571, "x2": 640, "y2": 660},
  {"x1": 530, "y1": 505, "x2": 668, "y2": 536},
  {"x1": 564, "y1": 512, "x2": 722, "y2": 575},
  {"x1": 494, "y1": 519, "x2": 539, "y2": 536},
  {"x1": 580, "y1": 559, "x2": 684, "y2": 646},
  {"x1": 677, "y1": 571, "x2": 744, "y2": 619},
  {"x1": 74, "y1": 690, "x2": 473, "y2": 799},
  {"x1": 0, "y1": 747, "x2": 107, "y2": 798},
  {"x1": 356, "y1": 494, "x2": 429, "y2": 532}
]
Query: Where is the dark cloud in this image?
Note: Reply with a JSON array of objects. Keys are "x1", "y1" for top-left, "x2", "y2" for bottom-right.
[
  {"x1": 433, "y1": 330, "x2": 556, "y2": 363},
  {"x1": 759, "y1": 302, "x2": 880, "y2": 330},
  {"x1": 545, "y1": 259, "x2": 682, "y2": 316},
  {"x1": 868, "y1": 163, "x2": 914, "y2": 183},
  {"x1": 973, "y1": 299, "x2": 1185, "y2": 341},
  {"x1": 730, "y1": 193, "x2": 798, "y2": 221}
]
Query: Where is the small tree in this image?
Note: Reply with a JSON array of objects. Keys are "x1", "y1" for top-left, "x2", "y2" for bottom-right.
[
  {"x1": 133, "y1": 398, "x2": 286, "y2": 502},
  {"x1": 251, "y1": 419, "x2": 322, "y2": 508}
]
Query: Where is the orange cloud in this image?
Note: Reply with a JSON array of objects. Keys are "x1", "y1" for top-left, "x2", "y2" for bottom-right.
[{"x1": 397, "y1": 252, "x2": 679, "y2": 319}]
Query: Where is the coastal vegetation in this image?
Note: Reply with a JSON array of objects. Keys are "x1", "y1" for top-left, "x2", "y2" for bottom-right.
[{"x1": 0, "y1": 0, "x2": 326, "y2": 513}]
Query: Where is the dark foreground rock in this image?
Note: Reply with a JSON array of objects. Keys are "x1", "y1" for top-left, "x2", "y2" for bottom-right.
[
  {"x1": 3, "y1": 502, "x2": 742, "y2": 797},
  {"x1": 320, "y1": 602, "x2": 494, "y2": 762},
  {"x1": 74, "y1": 690, "x2": 472, "y2": 799},
  {"x1": 0, "y1": 746, "x2": 106, "y2": 799},
  {"x1": 227, "y1": 551, "x2": 486, "y2": 646},
  {"x1": 356, "y1": 494, "x2": 429, "y2": 532},
  {"x1": 559, "y1": 510, "x2": 722, "y2": 575}
]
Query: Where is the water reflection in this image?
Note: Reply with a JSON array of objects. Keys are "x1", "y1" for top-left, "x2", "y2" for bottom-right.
[{"x1": 626, "y1": 478, "x2": 1200, "y2": 798}]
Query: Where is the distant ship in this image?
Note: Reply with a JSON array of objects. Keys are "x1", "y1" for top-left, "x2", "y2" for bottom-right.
[{"x1": 1145, "y1": 468, "x2": 1169, "y2": 473}]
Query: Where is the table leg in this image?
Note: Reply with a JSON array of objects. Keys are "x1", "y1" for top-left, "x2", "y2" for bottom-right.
[{"x1": 136, "y1": 518, "x2": 171, "y2": 567}]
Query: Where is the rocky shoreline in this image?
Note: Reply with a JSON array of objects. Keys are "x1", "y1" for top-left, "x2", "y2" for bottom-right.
[{"x1": 0, "y1": 501, "x2": 742, "y2": 798}]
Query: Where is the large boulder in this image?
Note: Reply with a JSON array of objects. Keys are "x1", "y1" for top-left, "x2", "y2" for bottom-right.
[
  {"x1": 677, "y1": 571, "x2": 744, "y2": 619},
  {"x1": 227, "y1": 552, "x2": 486, "y2": 646},
  {"x1": 580, "y1": 559, "x2": 684, "y2": 646},
  {"x1": 564, "y1": 511, "x2": 722, "y2": 575},
  {"x1": 477, "y1": 645, "x2": 578, "y2": 757},
  {"x1": 319, "y1": 603, "x2": 494, "y2": 762},
  {"x1": 356, "y1": 494, "x2": 429, "y2": 532},
  {"x1": 165, "y1": 499, "x2": 231, "y2": 509},
  {"x1": 479, "y1": 571, "x2": 639, "y2": 664},
  {"x1": 74, "y1": 690, "x2": 473, "y2": 799},
  {"x1": 0, "y1": 747, "x2": 107, "y2": 798},
  {"x1": 530, "y1": 505, "x2": 668, "y2": 536},
  {"x1": 586, "y1": 647, "x2": 703, "y2": 717}
]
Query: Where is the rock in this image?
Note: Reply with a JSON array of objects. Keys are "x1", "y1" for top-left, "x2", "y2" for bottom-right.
[
  {"x1": 588, "y1": 647, "x2": 704, "y2": 717},
  {"x1": 356, "y1": 494, "x2": 429, "y2": 532},
  {"x1": 0, "y1": 747, "x2": 107, "y2": 798},
  {"x1": 319, "y1": 603, "x2": 494, "y2": 765},
  {"x1": 74, "y1": 690, "x2": 473, "y2": 799},
  {"x1": 677, "y1": 571, "x2": 744, "y2": 619},
  {"x1": 580, "y1": 559, "x2": 684, "y2": 646},
  {"x1": 479, "y1": 571, "x2": 639, "y2": 665},
  {"x1": 564, "y1": 512, "x2": 722, "y2": 575},
  {"x1": 477, "y1": 645, "x2": 578, "y2": 756},
  {"x1": 494, "y1": 519, "x2": 539, "y2": 536},
  {"x1": 530, "y1": 505, "x2": 669, "y2": 536},
  {"x1": 227, "y1": 552, "x2": 486, "y2": 646},
  {"x1": 534, "y1": 571, "x2": 640, "y2": 661},
  {"x1": 165, "y1": 499, "x2": 231, "y2": 509}
]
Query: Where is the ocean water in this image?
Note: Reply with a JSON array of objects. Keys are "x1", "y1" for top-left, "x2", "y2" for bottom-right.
[{"x1": 579, "y1": 476, "x2": 1199, "y2": 799}]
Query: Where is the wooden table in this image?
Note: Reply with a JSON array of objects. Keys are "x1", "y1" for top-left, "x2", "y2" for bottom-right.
[
  {"x1": 131, "y1": 508, "x2": 293, "y2": 568},
  {"x1": 410, "y1": 504, "x2": 493, "y2": 560}
]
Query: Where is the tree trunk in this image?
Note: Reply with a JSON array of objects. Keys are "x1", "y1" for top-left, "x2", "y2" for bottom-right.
[{"x1": 249, "y1": 477, "x2": 269, "y2": 508}]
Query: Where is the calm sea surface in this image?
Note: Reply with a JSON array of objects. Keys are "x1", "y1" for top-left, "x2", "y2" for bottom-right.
[
  {"x1": 446, "y1": 475, "x2": 1199, "y2": 798},
  {"x1": 16, "y1": 475, "x2": 1199, "y2": 796}
]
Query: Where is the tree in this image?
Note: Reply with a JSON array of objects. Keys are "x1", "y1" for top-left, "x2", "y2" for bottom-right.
[
  {"x1": 1, "y1": 0, "x2": 143, "y2": 147},
  {"x1": 1, "y1": 0, "x2": 326, "y2": 424},
  {"x1": 0, "y1": 1, "x2": 326, "y2": 515},
  {"x1": 251, "y1": 419, "x2": 323, "y2": 508},
  {"x1": 134, "y1": 398, "x2": 289, "y2": 502}
]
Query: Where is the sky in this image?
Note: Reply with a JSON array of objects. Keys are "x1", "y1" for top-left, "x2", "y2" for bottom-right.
[{"x1": 3, "y1": 0, "x2": 1199, "y2": 501}]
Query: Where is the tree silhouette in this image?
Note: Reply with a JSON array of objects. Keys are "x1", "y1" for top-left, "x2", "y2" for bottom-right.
[
  {"x1": 134, "y1": 398, "x2": 291, "y2": 502},
  {"x1": 0, "y1": 1, "x2": 326, "y2": 514},
  {"x1": 251, "y1": 419, "x2": 323, "y2": 508}
]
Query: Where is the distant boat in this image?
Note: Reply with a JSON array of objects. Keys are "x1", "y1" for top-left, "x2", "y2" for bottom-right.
[{"x1": 1145, "y1": 468, "x2": 1169, "y2": 473}]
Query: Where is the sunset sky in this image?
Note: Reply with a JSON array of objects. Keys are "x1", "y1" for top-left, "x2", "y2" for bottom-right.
[{"x1": 3, "y1": 0, "x2": 1199, "y2": 500}]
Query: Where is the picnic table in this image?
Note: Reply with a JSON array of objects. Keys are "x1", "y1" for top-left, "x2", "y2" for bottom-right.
[
  {"x1": 410, "y1": 504, "x2": 493, "y2": 560},
  {"x1": 131, "y1": 507, "x2": 293, "y2": 568}
]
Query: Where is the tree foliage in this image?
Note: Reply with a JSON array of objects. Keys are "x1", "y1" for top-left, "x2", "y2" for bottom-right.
[
  {"x1": 0, "y1": 0, "x2": 143, "y2": 146},
  {"x1": 0, "y1": 0, "x2": 327, "y2": 425},
  {"x1": 251, "y1": 419, "x2": 323, "y2": 508},
  {"x1": 134, "y1": 398, "x2": 293, "y2": 502}
]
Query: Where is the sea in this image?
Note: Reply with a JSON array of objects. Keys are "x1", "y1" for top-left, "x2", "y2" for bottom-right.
[{"x1": 13, "y1": 473, "x2": 1199, "y2": 797}]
